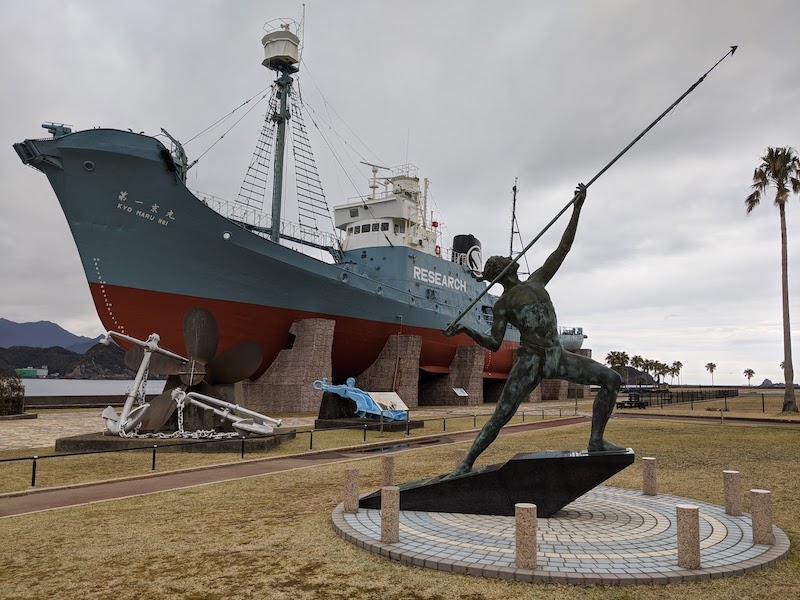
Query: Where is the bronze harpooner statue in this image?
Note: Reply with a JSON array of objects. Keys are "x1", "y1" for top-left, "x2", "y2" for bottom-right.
[{"x1": 444, "y1": 184, "x2": 622, "y2": 477}]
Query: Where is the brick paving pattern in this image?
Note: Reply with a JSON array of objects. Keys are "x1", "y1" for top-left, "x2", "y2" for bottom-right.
[{"x1": 332, "y1": 486, "x2": 790, "y2": 585}]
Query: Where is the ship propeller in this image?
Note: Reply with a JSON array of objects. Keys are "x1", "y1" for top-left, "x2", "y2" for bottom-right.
[{"x1": 136, "y1": 307, "x2": 263, "y2": 432}]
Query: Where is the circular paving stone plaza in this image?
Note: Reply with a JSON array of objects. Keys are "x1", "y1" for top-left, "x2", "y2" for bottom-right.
[{"x1": 332, "y1": 486, "x2": 790, "y2": 585}]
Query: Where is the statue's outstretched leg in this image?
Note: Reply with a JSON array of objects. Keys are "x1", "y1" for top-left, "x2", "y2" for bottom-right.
[
  {"x1": 554, "y1": 351, "x2": 624, "y2": 452},
  {"x1": 443, "y1": 355, "x2": 540, "y2": 479},
  {"x1": 587, "y1": 365, "x2": 624, "y2": 452}
]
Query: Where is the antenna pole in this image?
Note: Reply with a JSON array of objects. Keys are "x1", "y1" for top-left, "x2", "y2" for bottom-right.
[
  {"x1": 449, "y1": 45, "x2": 738, "y2": 328},
  {"x1": 509, "y1": 178, "x2": 518, "y2": 258}
]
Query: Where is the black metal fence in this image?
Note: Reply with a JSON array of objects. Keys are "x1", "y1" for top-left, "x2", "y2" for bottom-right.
[
  {"x1": 1, "y1": 406, "x2": 581, "y2": 488},
  {"x1": 625, "y1": 388, "x2": 793, "y2": 413}
]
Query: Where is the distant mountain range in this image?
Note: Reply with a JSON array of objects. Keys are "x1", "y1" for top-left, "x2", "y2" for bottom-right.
[
  {"x1": 0, "y1": 318, "x2": 103, "y2": 353},
  {"x1": 0, "y1": 318, "x2": 138, "y2": 379}
]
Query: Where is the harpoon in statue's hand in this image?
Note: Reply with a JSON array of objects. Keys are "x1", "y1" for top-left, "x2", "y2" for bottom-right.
[
  {"x1": 574, "y1": 182, "x2": 587, "y2": 207},
  {"x1": 444, "y1": 323, "x2": 467, "y2": 337}
]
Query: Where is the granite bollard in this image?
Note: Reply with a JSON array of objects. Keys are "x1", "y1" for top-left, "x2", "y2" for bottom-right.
[
  {"x1": 381, "y1": 485, "x2": 400, "y2": 544},
  {"x1": 515, "y1": 502, "x2": 537, "y2": 569},
  {"x1": 723, "y1": 470, "x2": 741, "y2": 516},
  {"x1": 381, "y1": 454, "x2": 395, "y2": 487},
  {"x1": 676, "y1": 504, "x2": 700, "y2": 569},
  {"x1": 344, "y1": 468, "x2": 359, "y2": 514},
  {"x1": 642, "y1": 456, "x2": 657, "y2": 496},
  {"x1": 750, "y1": 489, "x2": 775, "y2": 545}
]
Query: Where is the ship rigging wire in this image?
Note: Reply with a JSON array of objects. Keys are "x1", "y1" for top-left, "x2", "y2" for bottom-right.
[
  {"x1": 184, "y1": 84, "x2": 274, "y2": 145},
  {"x1": 184, "y1": 89, "x2": 272, "y2": 170}
]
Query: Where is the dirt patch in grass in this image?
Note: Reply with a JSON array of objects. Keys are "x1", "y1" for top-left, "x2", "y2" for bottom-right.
[{"x1": 1, "y1": 419, "x2": 798, "y2": 599}]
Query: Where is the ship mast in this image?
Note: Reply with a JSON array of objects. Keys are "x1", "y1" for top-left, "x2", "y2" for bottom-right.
[
  {"x1": 261, "y1": 22, "x2": 301, "y2": 243},
  {"x1": 509, "y1": 178, "x2": 519, "y2": 257}
]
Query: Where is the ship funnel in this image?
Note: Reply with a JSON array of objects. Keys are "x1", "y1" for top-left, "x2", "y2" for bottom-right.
[
  {"x1": 452, "y1": 234, "x2": 482, "y2": 276},
  {"x1": 262, "y1": 19, "x2": 300, "y2": 73}
]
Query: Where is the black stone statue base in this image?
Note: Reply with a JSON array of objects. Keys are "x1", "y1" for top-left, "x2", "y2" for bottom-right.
[{"x1": 359, "y1": 448, "x2": 635, "y2": 517}]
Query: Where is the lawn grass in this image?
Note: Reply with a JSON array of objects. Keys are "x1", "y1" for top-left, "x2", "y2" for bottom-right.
[{"x1": 1, "y1": 418, "x2": 797, "y2": 599}]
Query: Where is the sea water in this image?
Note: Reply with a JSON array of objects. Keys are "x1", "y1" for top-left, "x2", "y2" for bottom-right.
[{"x1": 20, "y1": 379, "x2": 167, "y2": 397}]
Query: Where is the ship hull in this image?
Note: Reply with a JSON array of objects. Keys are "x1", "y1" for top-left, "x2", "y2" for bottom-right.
[
  {"x1": 16, "y1": 128, "x2": 518, "y2": 381},
  {"x1": 89, "y1": 281, "x2": 518, "y2": 379}
]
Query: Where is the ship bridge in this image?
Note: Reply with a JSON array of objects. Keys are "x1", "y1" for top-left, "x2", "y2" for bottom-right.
[{"x1": 334, "y1": 164, "x2": 440, "y2": 256}]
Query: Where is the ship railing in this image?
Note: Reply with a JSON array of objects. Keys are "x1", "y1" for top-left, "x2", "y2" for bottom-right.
[
  {"x1": 451, "y1": 251, "x2": 468, "y2": 266},
  {"x1": 192, "y1": 190, "x2": 341, "y2": 251},
  {"x1": 558, "y1": 327, "x2": 584, "y2": 336}
]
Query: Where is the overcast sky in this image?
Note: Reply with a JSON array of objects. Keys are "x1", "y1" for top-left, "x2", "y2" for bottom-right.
[{"x1": 2, "y1": 1, "x2": 799, "y2": 386}]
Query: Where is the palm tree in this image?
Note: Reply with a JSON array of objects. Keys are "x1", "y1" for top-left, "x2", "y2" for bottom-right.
[
  {"x1": 631, "y1": 355, "x2": 644, "y2": 387},
  {"x1": 656, "y1": 362, "x2": 670, "y2": 387},
  {"x1": 745, "y1": 146, "x2": 798, "y2": 412},
  {"x1": 744, "y1": 368, "x2": 755, "y2": 386},
  {"x1": 672, "y1": 360, "x2": 683, "y2": 387},
  {"x1": 705, "y1": 362, "x2": 717, "y2": 386},
  {"x1": 605, "y1": 351, "x2": 630, "y2": 385}
]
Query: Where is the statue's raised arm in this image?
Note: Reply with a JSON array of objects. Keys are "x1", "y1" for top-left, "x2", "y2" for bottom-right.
[{"x1": 532, "y1": 183, "x2": 586, "y2": 284}]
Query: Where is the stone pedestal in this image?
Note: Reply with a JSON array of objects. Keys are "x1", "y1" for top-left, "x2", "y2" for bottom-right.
[
  {"x1": 515, "y1": 503, "x2": 537, "y2": 569},
  {"x1": 381, "y1": 486, "x2": 400, "y2": 544},
  {"x1": 723, "y1": 470, "x2": 741, "y2": 516},
  {"x1": 642, "y1": 457, "x2": 657, "y2": 496},
  {"x1": 677, "y1": 504, "x2": 700, "y2": 569},
  {"x1": 750, "y1": 489, "x2": 775, "y2": 545},
  {"x1": 356, "y1": 335, "x2": 422, "y2": 408},
  {"x1": 540, "y1": 378, "x2": 569, "y2": 401},
  {"x1": 567, "y1": 349, "x2": 593, "y2": 399},
  {"x1": 242, "y1": 319, "x2": 335, "y2": 414},
  {"x1": 484, "y1": 378, "x2": 541, "y2": 405},
  {"x1": 420, "y1": 345, "x2": 485, "y2": 406}
]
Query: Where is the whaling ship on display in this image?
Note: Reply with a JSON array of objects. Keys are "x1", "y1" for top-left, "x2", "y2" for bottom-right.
[{"x1": 14, "y1": 20, "x2": 586, "y2": 387}]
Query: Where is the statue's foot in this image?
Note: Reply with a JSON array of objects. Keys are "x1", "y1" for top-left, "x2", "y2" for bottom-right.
[
  {"x1": 588, "y1": 439, "x2": 625, "y2": 452},
  {"x1": 441, "y1": 462, "x2": 472, "y2": 481}
]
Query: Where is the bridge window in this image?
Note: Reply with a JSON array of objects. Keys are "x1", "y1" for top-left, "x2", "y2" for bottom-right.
[
  {"x1": 347, "y1": 227, "x2": 353, "y2": 234},
  {"x1": 350, "y1": 208, "x2": 359, "y2": 218},
  {"x1": 354, "y1": 225, "x2": 361, "y2": 234},
  {"x1": 381, "y1": 222, "x2": 389, "y2": 231},
  {"x1": 372, "y1": 223, "x2": 380, "y2": 232}
]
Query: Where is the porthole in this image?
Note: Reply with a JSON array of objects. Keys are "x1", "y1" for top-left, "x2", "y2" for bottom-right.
[
  {"x1": 409, "y1": 297, "x2": 415, "y2": 305},
  {"x1": 375, "y1": 286, "x2": 383, "y2": 296},
  {"x1": 222, "y1": 231, "x2": 232, "y2": 240},
  {"x1": 83, "y1": 161, "x2": 95, "y2": 171},
  {"x1": 340, "y1": 273, "x2": 349, "y2": 283}
]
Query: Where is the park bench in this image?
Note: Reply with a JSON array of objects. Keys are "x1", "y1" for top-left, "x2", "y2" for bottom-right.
[{"x1": 616, "y1": 399, "x2": 648, "y2": 409}]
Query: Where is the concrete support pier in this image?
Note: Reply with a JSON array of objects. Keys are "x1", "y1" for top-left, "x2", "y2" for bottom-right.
[
  {"x1": 243, "y1": 319, "x2": 335, "y2": 413},
  {"x1": 420, "y1": 345, "x2": 484, "y2": 406},
  {"x1": 356, "y1": 334, "x2": 422, "y2": 407}
]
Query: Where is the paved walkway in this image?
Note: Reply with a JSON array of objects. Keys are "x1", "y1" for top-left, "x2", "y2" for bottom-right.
[
  {"x1": 332, "y1": 486, "x2": 790, "y2": 585},
  {"x1": 0, "y1": 417, "x2": 589, "y2": 517}
]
